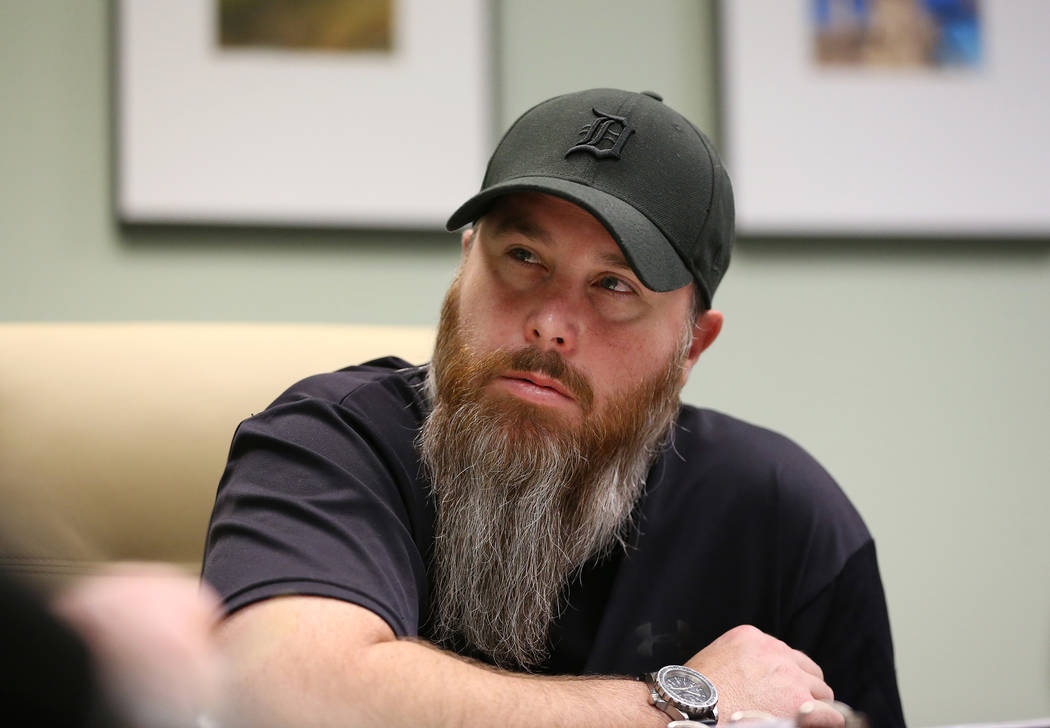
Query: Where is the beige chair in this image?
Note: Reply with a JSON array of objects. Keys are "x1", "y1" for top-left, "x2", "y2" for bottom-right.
[{"x1": 0, "y1": 322, "x2": 434, "y2": 592}]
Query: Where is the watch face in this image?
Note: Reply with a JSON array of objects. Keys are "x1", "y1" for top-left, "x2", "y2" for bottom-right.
[{"x1": 657, "y1": 665, "x2": 717, "y2": 711}]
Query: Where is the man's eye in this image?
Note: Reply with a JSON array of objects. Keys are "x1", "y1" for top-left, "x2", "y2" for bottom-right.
[
  {"x1": 597, "y1": 275, "x2": 634, "y2": 294},
  {"x1": 509, "y1": 247, "x2": 538, "y2": 264}
]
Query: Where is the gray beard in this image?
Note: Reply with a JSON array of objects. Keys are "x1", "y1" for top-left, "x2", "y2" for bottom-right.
[{"x1": 417, "y1": 320, "x2": 686, "y2": 669}]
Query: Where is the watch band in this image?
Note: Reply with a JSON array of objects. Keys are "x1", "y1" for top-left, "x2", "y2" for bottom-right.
[{"x1": 642, "y1": 671, "x2": 689, "y2": 722}]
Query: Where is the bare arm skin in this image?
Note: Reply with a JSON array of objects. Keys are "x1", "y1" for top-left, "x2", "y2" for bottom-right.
[
  {"x1": 216, "y1": 596, "x2": 664, "y2": 728},
  {"x1": 215, "y1": 597, "x2": 835, "y2": 728}
]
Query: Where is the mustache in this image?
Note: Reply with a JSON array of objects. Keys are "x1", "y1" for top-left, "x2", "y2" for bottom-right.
[{"x1": 482, "y1": 347, "x2": 595, "y2": 414}]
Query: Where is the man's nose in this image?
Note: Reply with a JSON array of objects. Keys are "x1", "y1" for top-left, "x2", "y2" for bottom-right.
[{"x1": 524, "y1": 294, "x2": 579, "y2": 353}]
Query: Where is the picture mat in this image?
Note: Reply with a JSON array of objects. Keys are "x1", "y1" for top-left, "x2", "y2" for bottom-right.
[
  {"x1": 118, "y1": 0, "x2": 490, "y2": 227},
  {"x1": 721, "y1": 1, "x2": 1050, "y2": 236}
]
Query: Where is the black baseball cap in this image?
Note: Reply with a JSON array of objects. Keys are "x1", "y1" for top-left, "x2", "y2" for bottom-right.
[{"x1": 446, "y1": 88, "x2": 734, "y2": 307}]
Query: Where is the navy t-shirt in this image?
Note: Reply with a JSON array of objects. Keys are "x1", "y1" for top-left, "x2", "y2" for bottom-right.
[{"x1": 202, "y1": 357, "x2": 905, "y2": 727}]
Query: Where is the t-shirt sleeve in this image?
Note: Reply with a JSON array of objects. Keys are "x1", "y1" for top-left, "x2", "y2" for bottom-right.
[{"x1": 200, "y1": 368, "x2": 432, "y2": 637}]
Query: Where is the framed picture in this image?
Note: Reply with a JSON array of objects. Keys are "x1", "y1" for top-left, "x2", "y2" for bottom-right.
[
  {"x1": 117, "y1": 0, "x2": 492, "y2": 228},
  {"x1": 719, "y1": 0, "x2": 1050, "y2": 236}
]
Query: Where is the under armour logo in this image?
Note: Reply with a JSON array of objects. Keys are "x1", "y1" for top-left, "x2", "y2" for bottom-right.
[
  {"x1": 634, "y1": 620, "x2": 694, "y2": 658},
  {"x1": 566, "y1": 107, "x2": 636, "y2": 160}
]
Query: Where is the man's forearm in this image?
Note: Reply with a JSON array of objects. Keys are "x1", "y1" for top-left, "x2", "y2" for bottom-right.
[
  {"x1": 216, "y1": 596, "x2": 665, "y2": 728},
  {"x1": 347, "y1": 638, "x2": 663, "y2": 728}
]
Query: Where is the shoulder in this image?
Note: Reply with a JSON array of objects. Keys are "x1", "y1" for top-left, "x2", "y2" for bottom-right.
[
  {"x1": 658, "y1": 406, "x2": 845, "y2": 502},
  {"x1": 259, "y1": 356, "x2": 429, "y2": 428},
  {"x1": 271, "y1": 356, "x2": 428, "y2": 410},
  {"x1": 648, "y1": 406, "x2": 871, "y2": 606},
  {"x1": 232, "y1": 357, "x2": 430, "y2": 471}
]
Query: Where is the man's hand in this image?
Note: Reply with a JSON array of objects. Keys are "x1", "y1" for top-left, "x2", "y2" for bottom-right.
[{"x1": 686, "y1": 625, "x2": 836, "y2": 724}]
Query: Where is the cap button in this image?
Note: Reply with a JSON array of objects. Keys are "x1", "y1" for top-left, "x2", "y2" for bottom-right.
[{"x1": 640, "y1": 90, "x2": 663, "y2": 102}]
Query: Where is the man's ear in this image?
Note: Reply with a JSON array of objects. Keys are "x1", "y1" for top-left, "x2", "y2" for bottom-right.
[
  {"x1": 680, "y1": 310, "x2": 724, "y2": 386},
  {"x1": 461, "y1": 227, "x2": 475, "y2": 254}
]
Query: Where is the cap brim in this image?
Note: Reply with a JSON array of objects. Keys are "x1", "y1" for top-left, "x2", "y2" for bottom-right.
[{"x1": 445, "y1": 177, "x2": 692, "y2": 293}]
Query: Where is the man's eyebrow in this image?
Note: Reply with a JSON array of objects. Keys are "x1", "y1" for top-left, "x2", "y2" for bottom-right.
[{"x1": 597, "y1": 249, "x2": 634, "y2": 273}]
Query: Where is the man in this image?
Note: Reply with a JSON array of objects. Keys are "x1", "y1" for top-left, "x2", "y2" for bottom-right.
[{"x1": 202, "y1": 89, "x2": 904, "y2": 728}]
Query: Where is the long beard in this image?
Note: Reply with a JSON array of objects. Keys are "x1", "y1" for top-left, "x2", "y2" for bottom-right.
[{"x1": 417, "y1": 280, "x2": 689, "y2": 670}]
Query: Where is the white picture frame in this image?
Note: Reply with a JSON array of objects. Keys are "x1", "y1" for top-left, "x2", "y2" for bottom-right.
[
  {"x1": 117, "y1": 0, "x2": 492, "y2": 228},
  {"x1": 719, "y1": 0, "x2": 1050, "y2": 236}
]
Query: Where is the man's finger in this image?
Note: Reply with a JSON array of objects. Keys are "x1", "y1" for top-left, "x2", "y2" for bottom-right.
[
  {"x1": 792, "y1": 648, "x2": 824, "y2": 680},
  {"x1": 808, "y1": 676, "x2": 835, "y2": 702},
  {"x1": 728, "y1": 710, "x2": 777, "y2": 723},
  {"x1": 797, "y1": 700, "x2": 846, "y2": 728}
]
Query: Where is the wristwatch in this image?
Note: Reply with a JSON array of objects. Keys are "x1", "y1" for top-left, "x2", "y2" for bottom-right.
[{"x1": 642, "y1": 665, "x2": 718, "y2": 726}]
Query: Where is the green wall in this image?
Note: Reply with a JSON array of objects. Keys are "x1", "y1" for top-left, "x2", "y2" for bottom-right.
[{"x1": 2, "y1": 2, "x2": 1048, "y2": 725}]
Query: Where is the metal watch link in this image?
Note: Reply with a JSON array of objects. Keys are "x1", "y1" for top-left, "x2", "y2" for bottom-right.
[{"x1": 642, "y1": 665, "x2": 718, "y2": 726}]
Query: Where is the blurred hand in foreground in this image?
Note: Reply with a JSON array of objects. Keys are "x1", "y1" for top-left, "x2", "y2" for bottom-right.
[{"x1": 53, "y1": 562, "x2": 223, "y2": 728}]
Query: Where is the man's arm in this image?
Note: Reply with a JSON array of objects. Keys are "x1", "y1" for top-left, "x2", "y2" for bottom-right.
[
  {"x1": 215, "y1": 597, "x2": 834, "y2": 728},
  {"x1": 216, "y1": 596, "x2": 662, "y2": 728}
]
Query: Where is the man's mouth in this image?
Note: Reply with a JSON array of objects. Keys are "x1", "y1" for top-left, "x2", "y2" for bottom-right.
[{"x1": 493, "y1": 370, "x2": 576, "y2": 404}]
